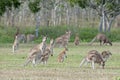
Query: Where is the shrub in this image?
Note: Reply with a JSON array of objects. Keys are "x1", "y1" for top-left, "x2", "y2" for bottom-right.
[{"x1": 0, "y1": 25, "x2": 120, "y2": 43}]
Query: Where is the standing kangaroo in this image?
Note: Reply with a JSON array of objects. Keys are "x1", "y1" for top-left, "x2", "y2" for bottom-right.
[
  {"x1": 35, "y1": 39, "x2": 54, "y2": 64},
  {"x1": 58, "y1": 47, "x2": 68, "y2": 62},
  {"x1": 55, "y1": 31, "x2": 71, "y2": 47},
  {"x1": 89, "y1": 33, "x2": 112, "y2": 46},
  {"x1": 24, "y1": 36, "x2": 47, "y2": 66},
  {"x1": 47, "y1": 39, "x2": 54, "y2": 55},
  {"x1": 12, "y1": 35, "x2": 19, "y2": 53},
  {"x1": 74, "y1": 34, "x2": 80, "y2": 46}
]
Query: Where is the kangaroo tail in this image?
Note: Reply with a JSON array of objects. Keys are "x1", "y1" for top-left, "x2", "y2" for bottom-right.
[{"x1": 89, "y1": 37, "x2": 96, "y2": 45}]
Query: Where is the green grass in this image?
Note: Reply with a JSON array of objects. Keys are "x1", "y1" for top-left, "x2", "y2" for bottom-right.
[
  {"x1": 0, "y1": 42, "x2": 120, "y2": 80},
  {"x1": 1, "y1": 25, "x2": 120, "y2": 43}
]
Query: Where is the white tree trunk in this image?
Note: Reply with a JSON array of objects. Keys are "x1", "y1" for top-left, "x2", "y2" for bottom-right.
[
  {"x1": 35, "y1": 13, "x2": 40, "y2": 37},
  {"x1": 102, "y1": 9, "x2": 107, "y2": 32}
]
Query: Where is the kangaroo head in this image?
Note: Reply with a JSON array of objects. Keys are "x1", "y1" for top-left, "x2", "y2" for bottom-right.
[
  {"x1": 108, "y1": 41, "x2": 112, "y2": 46},
  {"x1": 65, "y1": 30, "x2": 71, "y2": 36},
  {"x1": 101, "y1": 51, "x2": 112, "y2": 62},
  {"x1": 42, "y1": 36, "x2": 47, "y2": 42},
  {"x1": 104, "y1": 39, "x2": 112, "y2": 46}
]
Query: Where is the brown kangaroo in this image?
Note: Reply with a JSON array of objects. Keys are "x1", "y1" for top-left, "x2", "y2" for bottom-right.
[
  {"x1": 24, "y1": 36, "x2": 47, "y2": 66},
  {"x1": 74, "y1": 34, "x2": 80, "y2": 46},
  {"x1": 80, "y1": 50, "x2": 112, "y2": 69},
  {"x1": 12, "y1": 35, "x2": 19, "y2": 53},
  {"x1": 35, "y1": 39, "x2": 54, "y2": 64},
  {"x1": 39, "y1": 48, "x2": 52, "y2": 64},
  {"x1": 101, "y1": 50, "x2": 112, "y2": 62},
  {"x1": 58, "y1": 47, "x2": 68, "y2": 62},
  {"x1": 89, "y1": 33, "x2": 112, "y2": 46},
  {"x1": 55, "y1": 31, "x2": 71, "y2": 47},
  {"x1": 26, "y1": 34, "x2": 36, "y2": 43}
]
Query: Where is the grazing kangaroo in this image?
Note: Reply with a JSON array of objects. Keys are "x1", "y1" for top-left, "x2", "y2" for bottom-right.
[
  {"x1": 17, "y1": 34, "x2": 26, "y2": 43},
  {"x1": 35, "y1": 39, "x2": 54, "y2": 64},
  {"x1": 24, "y1": 36, "x2": 47, "y2": 66},
  {"x1": 26, "y1": 34, "x2": 36, "y2": 43},
  {"x1": 55, "y1": 31, "x2": 71, "y2": 47},
  {"x1": 12, "y1": 35, "x2": 19, "y2": 53},
  {"x1": 80, "y1": 50, "x2": 112, "y2": 69},
  {"x1": 58, "y1": 47, "x2": 68, "y2": 62},
  {"x1": 74, "y1": 34, "x2": 80, "y2": 46},
  {"x1": 89, "y1": 33, "x2": 112, "y2": 46}
]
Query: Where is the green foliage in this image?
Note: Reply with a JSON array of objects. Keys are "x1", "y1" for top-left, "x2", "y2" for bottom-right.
[
  {"x1": 28, "y1": 0, "x2": 41, "y2": 13},
  {"x1": 77, "y1": 0, "x2": 87, "y2": 8},
  {"x1": 68, "y1": 0, "x2": 88, "y2": 8},
  {"x1": 0, "y1": 26, "x2": 16, "y2": 43},
  {"x1": 0, "y1": 0, "x2": 21, "y2": 16},
  {"x1": 105, "y1": 1, "x2": 120, "y2": 12},
  {"x1": 0, "y1": 25, "x2": 120, "y2": 43},
  {"x1": 68, "y1": 0, "x2": 120, "y2": 16}
]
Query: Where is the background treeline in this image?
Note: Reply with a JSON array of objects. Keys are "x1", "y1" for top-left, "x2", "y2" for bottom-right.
[
  {"x1": 0, "y1": 0, "x2": 120, "y2": 28},
  {"x1": 0, "y1": 0, "x2": 120, "y2": 43},
  {"x1": 0, "y1": 25, "x2": 120, "y2": 43}
]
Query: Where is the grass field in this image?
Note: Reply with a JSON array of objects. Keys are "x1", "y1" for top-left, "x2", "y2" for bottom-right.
[{"x1": 0, "y1": 42, "x2": 120, "y2": 80}]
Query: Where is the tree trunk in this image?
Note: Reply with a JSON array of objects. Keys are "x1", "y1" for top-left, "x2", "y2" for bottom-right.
[
  {"x1": 11, "y1": 6, "x2": 15, "y2": 27},
  {"x1": 99, "y1": 17, "x2": 103, "y2": 32},
  {"x1": 66, "y1": 7, "x2": 70, "y2": 25},
  {"x1": 102, "y1": 10, "x2": 107, "y2": 32},
  {"x1": 107, "y1": 17, "x2": 115, "y2": 32},
  {"x1": 35, "y1": 13, "x2": 40, "y2": 37}
]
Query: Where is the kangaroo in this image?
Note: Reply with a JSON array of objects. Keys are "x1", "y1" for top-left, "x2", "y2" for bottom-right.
[
  {"x1": 26, "y1": 34, "x2": 35, "y2": 43},
  {"x1": 89, "y1": 33, "x2": 112, "y2": 46},
  {"x1": 47, "y1": 39, "x2": 54, "y2": 55},
  {"x1": 24, "y1": 36, "x2": 47, "y2": 66},
  {"x1": 74, "y1": 34, "x2": 80, "y2": 46},
  {"x1": 58, "y1": 47, "x2": 68, "y2": 62},
  {"x1": 34, "y1": 39, "x2": 54, "y2": 64},
  {"x1": 80, "y1": 50, "x2": 112, "y2": 69},
  {"x1": 101, "y1": 50, "x2": 112, "y2": 62},
  {"x1": 55, "y1": 31, "x2": 71, "y2": 47},
  {"x1": 39, "y1": 48, "x2": 52, "y2": 64},
  {"x1": 80, "y1": 50, "x2": 105, "y2": 69},
  {"x1": 12, "y1": 35, "x2": 19, "y2": 53},
  {"x1": 61, "y1": 31, "x2": 71, "y2": 47},
  {"x1": 17, "y1": 34, "x2": 26, "y2": 43}
]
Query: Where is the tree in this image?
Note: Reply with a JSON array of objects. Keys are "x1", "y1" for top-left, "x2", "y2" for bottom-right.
[
  {"x1": 0, "y1": 0, "x2": 21, "y2": 27},
  {"x1": 0, "y1": 0, "x2": 21, "y2": 16},
  {"x1": 67, "y1": 0, "x2": 120, "y2": 32},
  {"x1": 28, "y1": 0, "x2": 41, "y2": 37}
]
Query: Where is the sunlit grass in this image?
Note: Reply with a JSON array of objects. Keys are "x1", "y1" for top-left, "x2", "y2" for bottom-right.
[{"x1": 0, "y1": 42, "x2": 120, "y2": 80}]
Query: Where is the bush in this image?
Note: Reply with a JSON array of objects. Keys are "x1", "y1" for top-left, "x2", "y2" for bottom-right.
[{"x1": 0, "y1": 25, "x2": 120, "y2": 43}]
